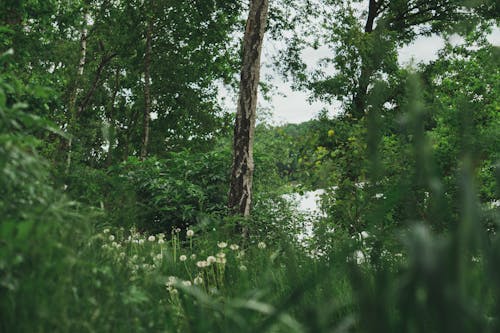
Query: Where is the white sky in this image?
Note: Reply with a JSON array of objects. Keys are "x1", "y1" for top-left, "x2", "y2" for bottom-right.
[
  {"x1": 220, "y1": 26, "x2": 500, "y2": 125},
  {"x1": 270, "y1": 27, "x2": 500, "y2": 124}
]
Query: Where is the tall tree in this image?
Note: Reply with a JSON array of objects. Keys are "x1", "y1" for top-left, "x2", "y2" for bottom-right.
[
  {"x1": 141, "y1": 14, "x2": 153, "y2": 159},
  {"x1": 228, "y1": 0, "x2": 269, "y2": 221}
]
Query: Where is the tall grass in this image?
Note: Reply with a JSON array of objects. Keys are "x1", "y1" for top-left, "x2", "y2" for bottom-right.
[{"x1": 1, "y1": 52, "x2": 499, "y2": 332}]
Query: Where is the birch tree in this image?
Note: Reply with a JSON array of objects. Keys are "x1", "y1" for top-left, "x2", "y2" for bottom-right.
[{"x1": 228, "y1": 0, "x2": 269, "y2": 223}]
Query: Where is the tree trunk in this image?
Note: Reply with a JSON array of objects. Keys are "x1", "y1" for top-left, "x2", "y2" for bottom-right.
[
  {"x1": 228, "y1": 0, "x2": 269, "y2": 223},
  {"x1": 65, "y1": 13, "x2": 89, "y2": 174},
  {"x1": 350, "y1": 0, "x2": 378, "y2": 120},
  {"x1": 140, "y1": 19, "x2": 152, "y2": 160}
]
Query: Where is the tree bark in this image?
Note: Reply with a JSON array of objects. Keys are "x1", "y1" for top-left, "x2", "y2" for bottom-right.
[
  {"x1": 140, "y1": 19, "x2": 152, "y2": 160},
  {"x1": 65, "y1": 13, "x2": 89, "y2": 174},
  {"x1": 228, "y1": 0, "x2": 269, "y2": 222},
  {"x1": 350, "y1": 0, "x2": 378, "y2": 120}
]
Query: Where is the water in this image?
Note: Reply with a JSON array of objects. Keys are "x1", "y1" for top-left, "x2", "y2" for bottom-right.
[{"x1": 283, "y1": 189, "x2": 325, "y2": 243}]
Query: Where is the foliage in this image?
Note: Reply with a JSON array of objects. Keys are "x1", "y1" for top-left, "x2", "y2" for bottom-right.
[{"x1": 1, "y1": 1, "x2": 500, "y2": 332}]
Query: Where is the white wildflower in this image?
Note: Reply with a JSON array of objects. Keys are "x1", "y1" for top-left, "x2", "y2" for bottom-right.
[
  {"x1": 229, "y1": 244, "x2": 239, "y2": 251},
  {"x1": 239, "y1": 265, "x2": 247, "y2": 271},
  {"x1": 182, "y1": 280, "x2": 192, "y2": 287},
  {"x1": 194, "y1": 276, "x2": 203, "y2": 285},
  {"x1": 166, "y1": 276, "x2": 177, "y2": 287},
  {"x1": 103, "y1": 228, "x2": 110, "y2": 234},
  {"x1": 216, "y1": 257, "x2": 227, "y2": 265},
  {"x1": 108, "y1": 235, "x2": 115, "y2": 241},
  {"x1": 158, "y1": 239, "x2": 165, "y2": 244},
  {"x1": 148, "y1": 235, "x2": 155, "y2": 242},
  {"x1": 186, "y1": 229, "x2": 194, "y2": 237},
  {"x1": 257, "y1": 242, "x2": 266, "y2": 249},
  {"x1": 217, "y1": 242, "x2": 227, "y2": 249},
  {"x1": 179, "y1": 255, "x2": 187, "y2": 262},
  {"x1": 196, "y1": 260, "x2": 208, "y2": 268},
  {"x1": 190, "y1": 254, "x2": 197, "y2": 260},
  {"x1": 207, "y1": 256, "x2": 216, "y2": 264},
  {"x1": 216, "y1": 252, "x2": 226, "y2": 259}
]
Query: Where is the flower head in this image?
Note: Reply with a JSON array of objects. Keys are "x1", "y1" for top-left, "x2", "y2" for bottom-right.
[
  {"x1": 229, "y1": 244, "x2": 239, "y2": 251},
  {"x1": 196, "y1": 260, "x2": 208, "y2": 268},
  {"x1": 108, "y1": 235, "x2": 115, "y2": 241},
  {"x1": 207, "y1": 256, "x2": 216, "y2": 264},
  {"x1": 194, "y1": 276, "x2": 203, "y2": 285},
  {"x1": 166, "y1": 276, "x2": 177, "y2": 287},
  {"x1": 186, "y1": 229, "x2": 194, "y2": 237},
  {"x1": 148, "y1": 235, "x2": 155, "y2": 242},
  {"x1": 257, "y1": 242, "x2": 266, "y2": 249},
  {"x1": 217, "y1": 242, "x2": 227, "y2": 249},
  {"x1": 216, "y1": 257, "x2": 227, "y2": 265},
  {"x1": 179, "y1": 255, "x2": 187, "y2": 262}
]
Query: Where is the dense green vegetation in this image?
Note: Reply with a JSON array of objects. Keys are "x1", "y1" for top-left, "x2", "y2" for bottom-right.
[{"x1": 1, "y1": 0, "x2": 499, "y2": 332}]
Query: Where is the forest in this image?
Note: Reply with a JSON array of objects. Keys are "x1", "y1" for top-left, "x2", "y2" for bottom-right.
[{"x1": 1, "y1": 0, "x2": 500, "y2": 332}]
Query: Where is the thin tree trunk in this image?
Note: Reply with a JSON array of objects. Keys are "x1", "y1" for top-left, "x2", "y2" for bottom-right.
[
  {"x1": 350, "y1": 0, "x2": 378, "y2": 120},
  {"x1": 228, "y1": 0, "x2": 269, "y2": 226},
  {"x1": 140, "y1": 19, "x2": 152, "y2": 160},
  {"x1": 106, "y1": 68, "x2": 120, "y2": 167},
  {"x1": 77, "y1": 51, "x2": 117, "y2": 117},
  {"x1": 66, "y1": 13, "x2": 89, "y2": 174}
]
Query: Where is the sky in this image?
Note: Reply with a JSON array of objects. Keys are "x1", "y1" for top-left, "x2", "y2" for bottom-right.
[{"x1": 222, "y1": 26, "x2": 500, "y2": 125}]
